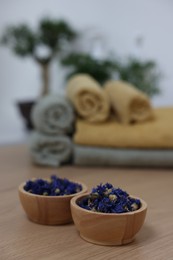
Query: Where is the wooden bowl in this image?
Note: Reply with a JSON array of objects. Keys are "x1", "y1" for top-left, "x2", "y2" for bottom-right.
[
  {"x1": 71, "y1": 193, "x2": 147, "y2": 245},
  {"x1": 18, "y1": 180, "x2": 87, "y2": 225}
]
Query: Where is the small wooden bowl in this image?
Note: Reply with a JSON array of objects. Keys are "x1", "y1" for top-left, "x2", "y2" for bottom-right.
[
  {"x1": 71, "y1": 193, "x2": 147, "y2": 246},
  {"x1": 18, "y1": 180, "x2": 87, "y2": 225}
]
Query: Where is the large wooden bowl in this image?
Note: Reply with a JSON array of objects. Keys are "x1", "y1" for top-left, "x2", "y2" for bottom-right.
[
  {"x1": 18, "y1": 181, "x2": 87, "y2": 225},
  {"x1": 71, "y1": 193, "x2": 147, "y2": 245}
]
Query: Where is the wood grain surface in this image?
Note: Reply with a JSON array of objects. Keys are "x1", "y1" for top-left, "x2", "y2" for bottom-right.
[{"x1": 0, "y1": 144, "x2": 173, "y2": 260}]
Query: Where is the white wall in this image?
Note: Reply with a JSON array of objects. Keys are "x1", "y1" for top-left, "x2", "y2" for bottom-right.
[{"x1": 0, "y1": 0, "x2": 173, "y2": 144}]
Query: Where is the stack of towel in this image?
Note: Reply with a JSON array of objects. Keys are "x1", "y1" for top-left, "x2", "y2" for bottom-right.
[
  {"x1": 30, "y1": 95, "x2": 74, "y2": 167},
  {"x1": 67, "y1": 74, "x2": 173, "y2": 167}
]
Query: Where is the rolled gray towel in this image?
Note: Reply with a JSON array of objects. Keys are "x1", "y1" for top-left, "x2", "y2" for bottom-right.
[
  {"x1": 31, "y1": 95, "x2": 74, "y2": 135},
  {"x1": 30, "y1": 131, "x2": 73, "y2": 167},
  {"x1": 74, "y1": 145, "x2": 173, "y2": 167}
]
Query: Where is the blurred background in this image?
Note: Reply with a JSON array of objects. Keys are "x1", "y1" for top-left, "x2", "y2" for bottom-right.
[{"x1": 0, "y1": 0, "x2": 173, "y2": 145}]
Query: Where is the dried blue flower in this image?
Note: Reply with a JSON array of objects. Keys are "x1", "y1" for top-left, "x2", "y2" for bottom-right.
[
  {"x1": 24, "y1": 175, "x2": 82, "y2": 196},
  {"x1": 78, "y1": 183, "x2": 141, "y2": 213}
]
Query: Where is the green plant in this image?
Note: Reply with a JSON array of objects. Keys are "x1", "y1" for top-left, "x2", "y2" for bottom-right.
[
  {"x1": 1, "y1": 18, "x2": 77, "y2": 96},
  {"x1": 62, "y1": 52, "x2": 161, "y2": 97},
  {"x1": 61, "y1": 52, "x2": 117, "y2": 84},
  {"x1": 116, "y1": 58, "x2": 161, "y2": 97}
]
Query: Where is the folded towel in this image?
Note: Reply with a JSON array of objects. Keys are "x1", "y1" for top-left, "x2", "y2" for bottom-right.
[
  {"x1": 30, "y1": 132, "x2": 73, "y2": 167},
  {"x1": 66, "y1": 74, "x2": 110, "y2": 123},
  {"x1": 104, "y1": 80, "x2": 153, "y2": 124},
  {"x1": 74, "y1": 107, "x2": 173, "y2": 148},
  {"x1": 31, "y1": 95, "x2": 74, "y2": 135},
  {"x1": 74, "y1": 145, "x2": 173, "y2": 167}
]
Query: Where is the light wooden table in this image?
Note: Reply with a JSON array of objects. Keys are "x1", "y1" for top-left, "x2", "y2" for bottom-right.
[{"x1": 1, "y1": 145, "x2": 173, "y2": 260}]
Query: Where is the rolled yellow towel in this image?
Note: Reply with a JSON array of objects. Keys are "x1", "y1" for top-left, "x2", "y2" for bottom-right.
[
  {"x1": 104, "y1": 80, "x2": 153, "y2": 124},
  {"x1": 66, "y1": 74, "x2": 110, "y2": 123}
]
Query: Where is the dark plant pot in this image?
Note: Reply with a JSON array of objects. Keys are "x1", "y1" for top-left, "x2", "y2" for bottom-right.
[{"x1": 17, "y1": 100, "x2": 35, "y2": 130}]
